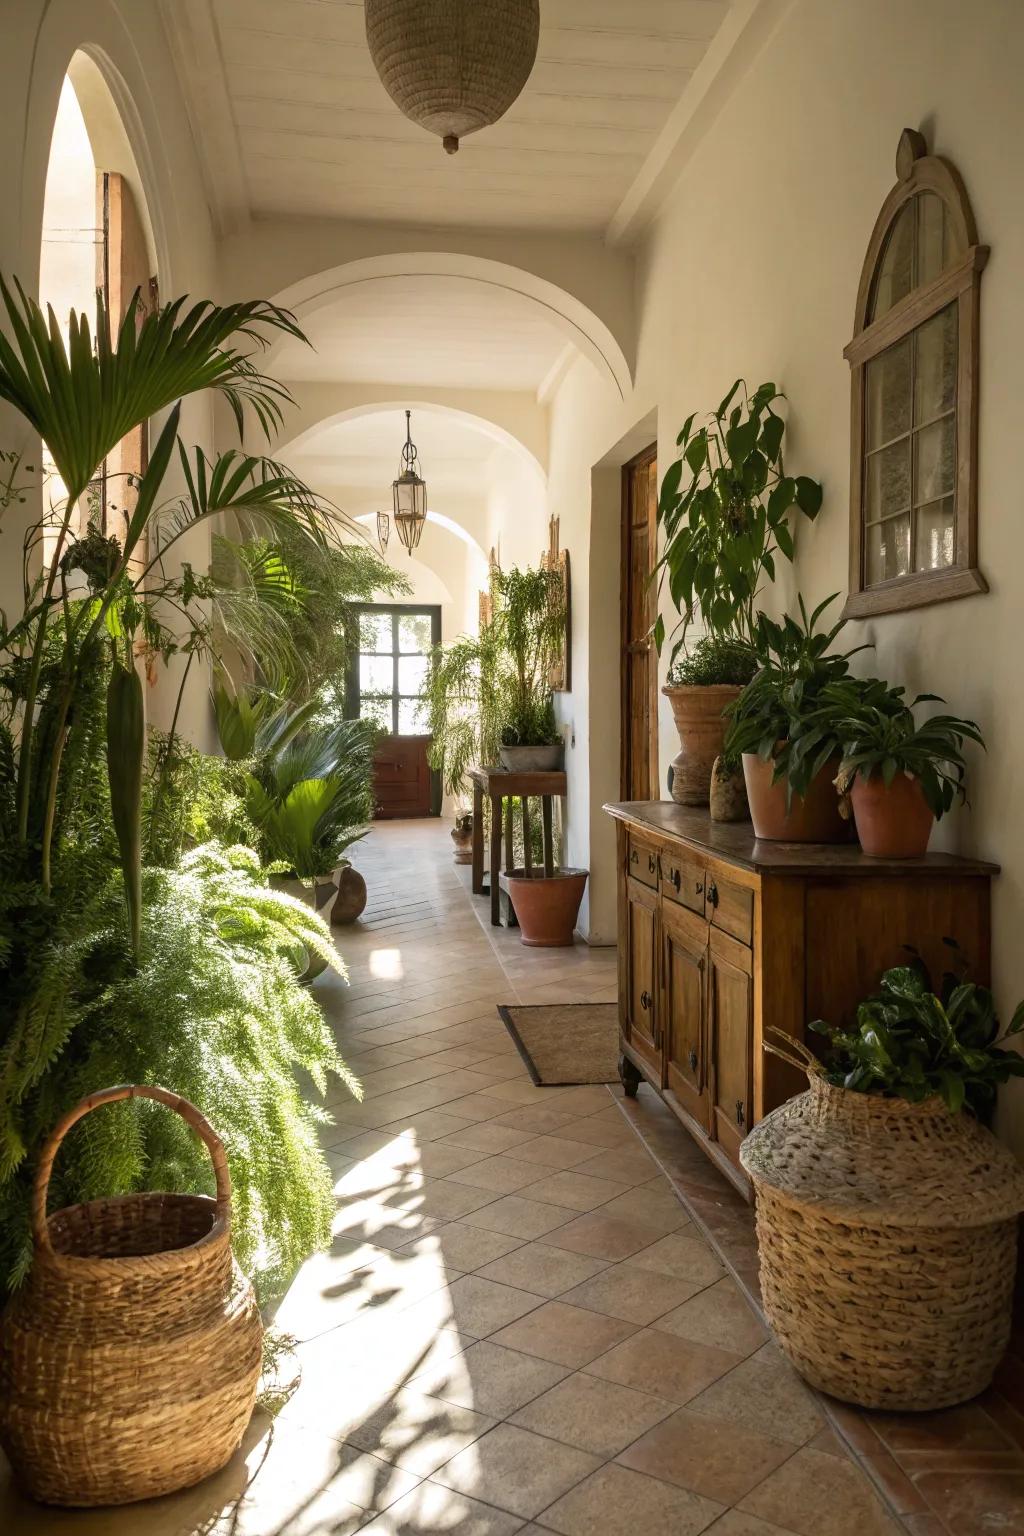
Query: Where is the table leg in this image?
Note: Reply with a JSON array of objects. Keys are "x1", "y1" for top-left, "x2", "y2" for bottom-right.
[
  {"x1": 522, "y1": 796, "x2": 532, "y2": 875},
  {"x1": 542, "y1": 796, "x2": 554, "y2": 877},
  {"x1": 503, "y1": 797, "x2": 517, "y2": 926},
  {"x1": 489, "y1": 793, "x2": 502, "y2": 926},
  {"x1": 472, "y1": 779, "x2": 484, "y2": 894}
]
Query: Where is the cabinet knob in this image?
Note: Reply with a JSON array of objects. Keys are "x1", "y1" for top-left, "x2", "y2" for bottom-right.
[
  {"x1": 735, "y1": 1099, "x2": 745, "y2": 1127},
  {"x1": 707, "y1": 881, "x2": 719, "y2": 908},
  {"x1": 688, "y1": 1049, "x2": 698, "y2": 1072},
  {"x1": 640, "y1": 990, "x2": 652, "y2": 1011}
]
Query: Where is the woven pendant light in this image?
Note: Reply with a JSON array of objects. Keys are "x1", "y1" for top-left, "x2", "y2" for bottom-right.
[{"x1": 365, "y1": 0, "x2": 540, "y2": 155}]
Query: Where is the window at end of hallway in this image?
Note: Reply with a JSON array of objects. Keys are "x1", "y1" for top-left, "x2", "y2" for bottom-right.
[{"x1": 843, "y1": 127, "x2": 989, "y2": 618}]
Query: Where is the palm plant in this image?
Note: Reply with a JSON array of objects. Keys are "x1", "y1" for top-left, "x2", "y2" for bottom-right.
[{"x1": 245, "y1": 720, "x2": 377, "y2": 882}]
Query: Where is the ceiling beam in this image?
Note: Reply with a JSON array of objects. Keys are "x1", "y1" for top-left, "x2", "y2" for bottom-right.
[{"x1": 606, "y1": 0, "x2": 795, "y2": 246}]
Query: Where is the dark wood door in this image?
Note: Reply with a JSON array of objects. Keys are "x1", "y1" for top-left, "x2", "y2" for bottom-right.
[
  {"x1": 621, "y1": 444, "x2": 659, "y2": 800},
  {"x1": 662, "y1": 901, "x2": 710, "y2": 1130},
  {"x1": 624, "y1": 876, "x2": 660, "y2": 1078},
  {"x1": 708, "y1": 928, "x2": 754, "y2": 1167},
  {"x1": 373, "y1": 735, "x2": 431, "y2": 819}
]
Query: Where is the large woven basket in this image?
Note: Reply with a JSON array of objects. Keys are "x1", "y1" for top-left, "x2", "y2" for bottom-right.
[
  {"x1": 740, "y1": 1032, "x2": 1024, "y2": 1412},
  {"x1": 0, "y1": 1085, "x2": 263, "y2": 1507}
]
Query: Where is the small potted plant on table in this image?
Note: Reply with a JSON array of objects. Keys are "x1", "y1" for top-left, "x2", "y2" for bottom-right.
[
  {"x1": 825, "y1": 679, "x2": 984, "y2": 857},
  {"x1": 656, "y1": 379, "x2": 823, "y2": 806}
]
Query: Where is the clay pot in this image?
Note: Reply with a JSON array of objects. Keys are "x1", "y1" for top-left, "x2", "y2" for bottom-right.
[
  {"x1": 498, "y1": 743, "x2": 564, "y2": 772},
  {"x1": 849, "y1": 771, "x2": 934, "y2": 858},
  {"x1": 663, "y1": 685, "x2": 743, "y2": 806},
  {"x1": 502, "y1": 867, "x2": 588, "y2": 947},
  {"x1": 742, "y1": 751, "x2": 849, "y2": 843},
  {"x1": 710, "y1": 756, "x2": 749, "y2": 823},
  {"x1": 331, "y1": 865, "x2": 368, "y2": 925},
  {"x1": 451, "y1": 816, "x2": 474, "y2": 865}
]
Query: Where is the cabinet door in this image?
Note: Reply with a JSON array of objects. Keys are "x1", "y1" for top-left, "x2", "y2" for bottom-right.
[
  {"x1": 625, "y1": 877, "x2": 661, "y2": 1079},
  {"x1": 662, "y1": 901, "x2": 710, "y2": 1130},
  {"x1": 709, "y1": 929, "x2": 753, "y2": 1166}
]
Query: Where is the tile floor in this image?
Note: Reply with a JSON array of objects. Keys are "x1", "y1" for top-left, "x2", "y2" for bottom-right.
[{"x1": 2, "y1": 818, "x2": 1022, "y2": 1535}]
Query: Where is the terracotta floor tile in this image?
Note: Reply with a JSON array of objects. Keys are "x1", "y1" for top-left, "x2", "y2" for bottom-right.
[
  {"x1": 509, "y1": 1134, "x2": 607, "y2": 1169},
  {"x1": 441, "y1": 1121, "x2": 537, "y2": 1154},
  {"x1": 559, "y1": 1115, "x2": 637, "y2": 1148},
  {"x1": 686, "y1": 1350, "x2": 825, "y2": 1446},
  {"x1": 738, "y1": 1446, "x2": 904, "y2": 1536},
  {"x1": 542, "y1": 1209, "x2": 668, "y2": 1261},
  {"x1": 475, "y1": 1239, "x2": 610, "y2": 1297},
  {"x1": 397, "y1": 1221, "x2": 525, "y2": 1272},
  {"x1": 599, "y1": 1185, "x2": 691, "y2": 1232},
  {"x1": 702, "y1": 1513, "x2": 798, "y2": 1536},
  {"x1": 431, "y1": 1422, "x2": 601, "y2": 1519},
  {"x1": 444, "y1": 1274, "x2": 543, "y2": 1337},
  {"x1": 490, "y1": 1299, "x2": 638, "y2": 1368},
  {"x1": 511, "y1": 1370, "x2": 675, "y2": 1457},
  {"x1": 654, "y1": 1276, "x2": 770, "y2": 1355},
  {"x1": 518, "y1": 1168, "x2": 632, "y2": 1212},
  {"x1": 625, "y1": 1230, "x2": 726, "y2": 1286},
  {"x1": 540, "y1": 1461, "x2": 725, "y2": 1536},
  {"x1": 460, "y1": 1193, "x2": 574, "y2": 1240},
  {"x1": 571, "y1": 1145, "x2": 662, "y2": 1184},
  {"x1": 378, "y1": 1109, "x2": 478, "y2": 1142},
  {"x1": 620, "y1": 1407, "x2": 794, "y2": 1505},
  {"x1": 446, "y1": 1153, "x2": 549, "y2": 1194},
  {"x1": 909, "y1": 1468, "x2": 1024, "y2": 1533},
  {"x1": 562, "y1": 1260, "x2": 704, "y2": 1324},
  {"x1": 343, "y1": 1389, "x2": 495, "y2": 1477},
  {"x1": 869, "y1": 1401, "x2": 1018, "y2": 1456},
  {"x1": 490, "y1": 1104, "x2": 586, "y2": 1135},
  {"x1": 357, "y1": 1481, "x2": 523, "y2": 1536},
  {"x1": 384, "y1": 1176, "x2": 500, "y2": 1221},
  {"x1": 586, "y1": 1326, "x2": 744, "y2": 1405},
  {"x1": 409, "y1": 1339, "x2": 572, "y2": 1417}
]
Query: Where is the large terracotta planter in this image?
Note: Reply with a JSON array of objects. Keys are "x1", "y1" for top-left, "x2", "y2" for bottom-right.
[
  {"x1": 742, "y1": 752, "x2": 849, "y2": 843},
  {"x1": 850, "y1": 771, "x2": 934, "y2": 858},
  {"x1": 331, "y1": 865, "x2": 368, "y2": 924},
  {"x1": 502, "y1": 867, "x2": 588, "y2": 947},
  {"x1": 663, "y1": 685, "x2": 743, "y2": 806}
]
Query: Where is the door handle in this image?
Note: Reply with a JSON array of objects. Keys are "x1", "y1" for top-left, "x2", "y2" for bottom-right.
[
  {"x1": 735, "y1": 1099, "x2": 746, "y2": 1127},
  {"x1": 707, "y1": 881, "x2": 719, "y2": 908},
  {"x1": 647, "y1": 853, "x2": 657, "y2": 876},
  {"x1": 671, "y1": 869, "x2": 681, "y2": 892},
  {"x1": 640, "y1": 990, "x2": 652, "y2": 1011},
  {"x1": 630, "y1": 849, "x2": 639, "y2": 866},
  {"x1": 688, "y1": 1049, "x2": 698, "y2": 1072}
]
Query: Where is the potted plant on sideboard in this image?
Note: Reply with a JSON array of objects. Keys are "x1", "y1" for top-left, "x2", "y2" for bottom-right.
[
  {"x1": 741, "y1": 947, "x2": 1024, "y2": 1411},
  {"x1": 656, "y1": 380, "x2": 823, "y2": 805},
  {"x1": 663, "y1": 635, "x2": 757, "y2": 809},
  {"x1": 723, "y1": 595, "x2": 873, "y2": 842},
  {"x1": 825, "y1": 679, "x2": 985, "y2": 857}
]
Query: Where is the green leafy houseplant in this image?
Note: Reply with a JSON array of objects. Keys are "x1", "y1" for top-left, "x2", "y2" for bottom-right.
[
  {"x1": 666, "y1": 635, "x2": 757, "y2": 688},
  {"x1": 656, "y1": 380, "x2": 823, "y2": 660},
  {"x1": 810, "y1": 944, "x2": 1024, "y2": 1119}
]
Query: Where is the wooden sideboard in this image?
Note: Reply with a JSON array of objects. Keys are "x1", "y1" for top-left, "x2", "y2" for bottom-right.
[{"x1": 604, "y1": 800, "x2": 997, "y2": 1196}]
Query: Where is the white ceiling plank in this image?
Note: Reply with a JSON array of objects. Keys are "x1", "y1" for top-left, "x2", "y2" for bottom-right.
[{"x1": 159, "y1": 0, "x2": 251, "y2": 236}]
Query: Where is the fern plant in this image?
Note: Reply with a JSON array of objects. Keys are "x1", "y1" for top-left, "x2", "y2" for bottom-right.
[{"x1": 0, "y1": 843, "x2": 356, "y2": 1298}]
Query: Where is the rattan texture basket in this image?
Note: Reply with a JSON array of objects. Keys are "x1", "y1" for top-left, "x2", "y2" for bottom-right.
[
  {"x1": 740, "y1": 1032, "x2": 1024, "y2": 1412},
  {"x1": 0, "y1": 1085, "x2": 263, "y2": 1507},
  {"x1": 365, "y1": 0, "x2": 540, "y2": 151}
]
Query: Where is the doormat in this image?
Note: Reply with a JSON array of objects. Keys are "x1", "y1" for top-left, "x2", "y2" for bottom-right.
[{"x1": 497, "y1": 1002, "x2": 619, "y2": 1086}]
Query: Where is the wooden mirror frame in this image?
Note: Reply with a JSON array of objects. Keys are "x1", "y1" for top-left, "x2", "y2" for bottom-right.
[{"x1": 843, "y1": 129, "x2": 989, "y2": 618}]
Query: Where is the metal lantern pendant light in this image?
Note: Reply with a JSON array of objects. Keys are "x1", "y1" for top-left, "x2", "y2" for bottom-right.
[
  {"x1": 392, "y1": 410, "x2": 427, "y2": 555},
  {"x1": 365, "y1": 0, "x2": 540, "y2": 155}
]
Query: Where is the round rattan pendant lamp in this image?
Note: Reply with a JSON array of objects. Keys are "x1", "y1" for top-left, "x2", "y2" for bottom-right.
[
  {"x1": 365, "y1": 0, "x2": 540, "y2": 155},
  {"x1": 392, "y1": 410, "x2": 427, "y2": 555}
]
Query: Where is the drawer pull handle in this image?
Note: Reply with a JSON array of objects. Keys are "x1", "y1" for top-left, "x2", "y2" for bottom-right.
[
  {"x1": 671, "y1": 869, "x2": 681, "y2": 892},
  {"x1": 707, "y1": 881, "x2": 719, "y2": 908},
  {"x1": 688, "y1": 1049, "x2": 698, "y2": 1072},
  {"x1": 735, "y1": 1099, "x2": 745, "y2": 1127},
  {"x1": 630, "y1": 849, "x2": 639, "y2": 865},
  {"x1": 648, "y1": 854, "x2": 657, "y2": 874},
  {"x1": 640, "y1": 990, "x2": 652, "y2": 1011},
  {"x1": 695, "y1": 880, "x2": 703, "y2": 895}
]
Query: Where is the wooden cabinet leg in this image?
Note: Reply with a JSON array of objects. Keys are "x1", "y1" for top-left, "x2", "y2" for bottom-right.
[{"x1": 619, "y1": 1053, "x2": 642, "y2": 1098}]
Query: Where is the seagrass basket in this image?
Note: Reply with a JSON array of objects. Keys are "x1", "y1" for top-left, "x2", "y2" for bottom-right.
[
  {"x1": 0, "y1": 1084, "x2": 263, "y2": 1507},
  {"x1": 740, "y1": 1032, "x2": 1024, "y2": 1412}
]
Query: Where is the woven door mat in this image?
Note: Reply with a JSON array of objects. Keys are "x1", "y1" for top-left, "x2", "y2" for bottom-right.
[{"x1": 497, "y1": 1002, "x2": 619, "y2": 1086}]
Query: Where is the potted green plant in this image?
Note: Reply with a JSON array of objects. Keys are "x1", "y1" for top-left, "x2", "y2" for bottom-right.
[
  {"x1": 451, "y1": 809, "x2": 474, "y2": 864},
  {"x1": 656, "y1": 380, "x2": 823, "y2": 806},
  {"x1": 825, "y1": 680, "x2": 985, "y2": 858},
  {"x1": 723, "y1": 595, "x2": 870, "y2": 841}
]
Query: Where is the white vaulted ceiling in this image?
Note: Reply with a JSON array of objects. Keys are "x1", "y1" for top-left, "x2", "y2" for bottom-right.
[{"x1": 163, "y1": 0, "x2": 736, "y2": 235}]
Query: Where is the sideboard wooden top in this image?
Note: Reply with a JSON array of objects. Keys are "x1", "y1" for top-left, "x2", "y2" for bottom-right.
[{"x1": 603, "y1": 801, "x2": 999, "y2": 878}]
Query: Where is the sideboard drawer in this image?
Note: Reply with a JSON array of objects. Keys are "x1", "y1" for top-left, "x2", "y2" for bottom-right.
[
  {"x1": 707, "y1": 875, "x2": 753, "y2": 946},
  {"x1": 662, "y1": 851, "x2": 706, "y2": 918},
  {"x1": 627, "y1": 835, "x2": 660, "y2": 890}
]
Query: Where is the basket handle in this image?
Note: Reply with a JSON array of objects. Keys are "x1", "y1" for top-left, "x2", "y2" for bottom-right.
[
  {"x1": 762, "y1": 1026, "x2": 825, "y2": 1079},
  {"x1": 31, "y1": 1084, "x2": 232, "y2": 1253}
]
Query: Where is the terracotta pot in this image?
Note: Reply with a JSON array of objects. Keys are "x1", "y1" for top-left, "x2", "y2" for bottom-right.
[
  {"x1": 451, "y1": 817, "x2": 474, "y2": 865},
  {"x1": 663, "y1": 685, "x2": 743, "y2": 806},
  {"x1": 331, "y1": 865, "x2": 368, "y2": 924},
  {"x1": 742, "y1": 752, "x2": 849, "y2": 843},
  {"x1": 502, "y1": 867, "x2": 588, "y2": 947},
  {"x1": 709, "y1": 756, "x2": 749, "y2": 824},
  {"x1": 498, "y1": 743, "x2": 564, "y2": 772},
  {"x1": 850, "y1": 771, "x2": 935, "y2": 858}
]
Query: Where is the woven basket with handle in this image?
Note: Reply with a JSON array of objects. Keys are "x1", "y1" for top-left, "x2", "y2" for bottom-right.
[
  {"x1": 0, "y1": 1085, "x2": 263, "y2": 1507},
  {"x1": 740, "y1": 1030, "x2": 1024, "y2": 1412}
]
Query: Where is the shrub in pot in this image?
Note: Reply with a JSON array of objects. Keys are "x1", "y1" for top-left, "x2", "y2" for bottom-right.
[
  {"x1": 655, "y1": 380, "x2": 823, "y2": 804},
  {"x1": 825, "y1": 679, "x2": 984, "y2": 857},
  {"x1": 742, "y1": 948, "x2": 1024, "y2": 1410},
  {"x1": 723, "y1": 596, "x2": 871, "y2": 842}
]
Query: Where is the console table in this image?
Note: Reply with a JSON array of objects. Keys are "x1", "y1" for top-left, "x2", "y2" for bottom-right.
[
  {"x1": 604, "y1": 800, "x2": 997, "y2": 1195},
  {"x1": 469, "y1": 765, "x2": 566, "y2": 926}
]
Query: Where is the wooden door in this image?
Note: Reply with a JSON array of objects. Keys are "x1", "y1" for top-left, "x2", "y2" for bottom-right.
[
  {"x1": 372, "y1": 735, "x2": 432, "y2": 819},
  {"x1": 662, "y1": 901, "x2": 710, "y2": 1130},
  {"x1": 708, "y1": 928, "x2": 754, "y2": 1167},
  {"x1": 624, "y1": 877, "x2": 660, "y2": 1078},
  {"x1": 621, "y1": 444, "x2": 659, "y2": 800}
]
